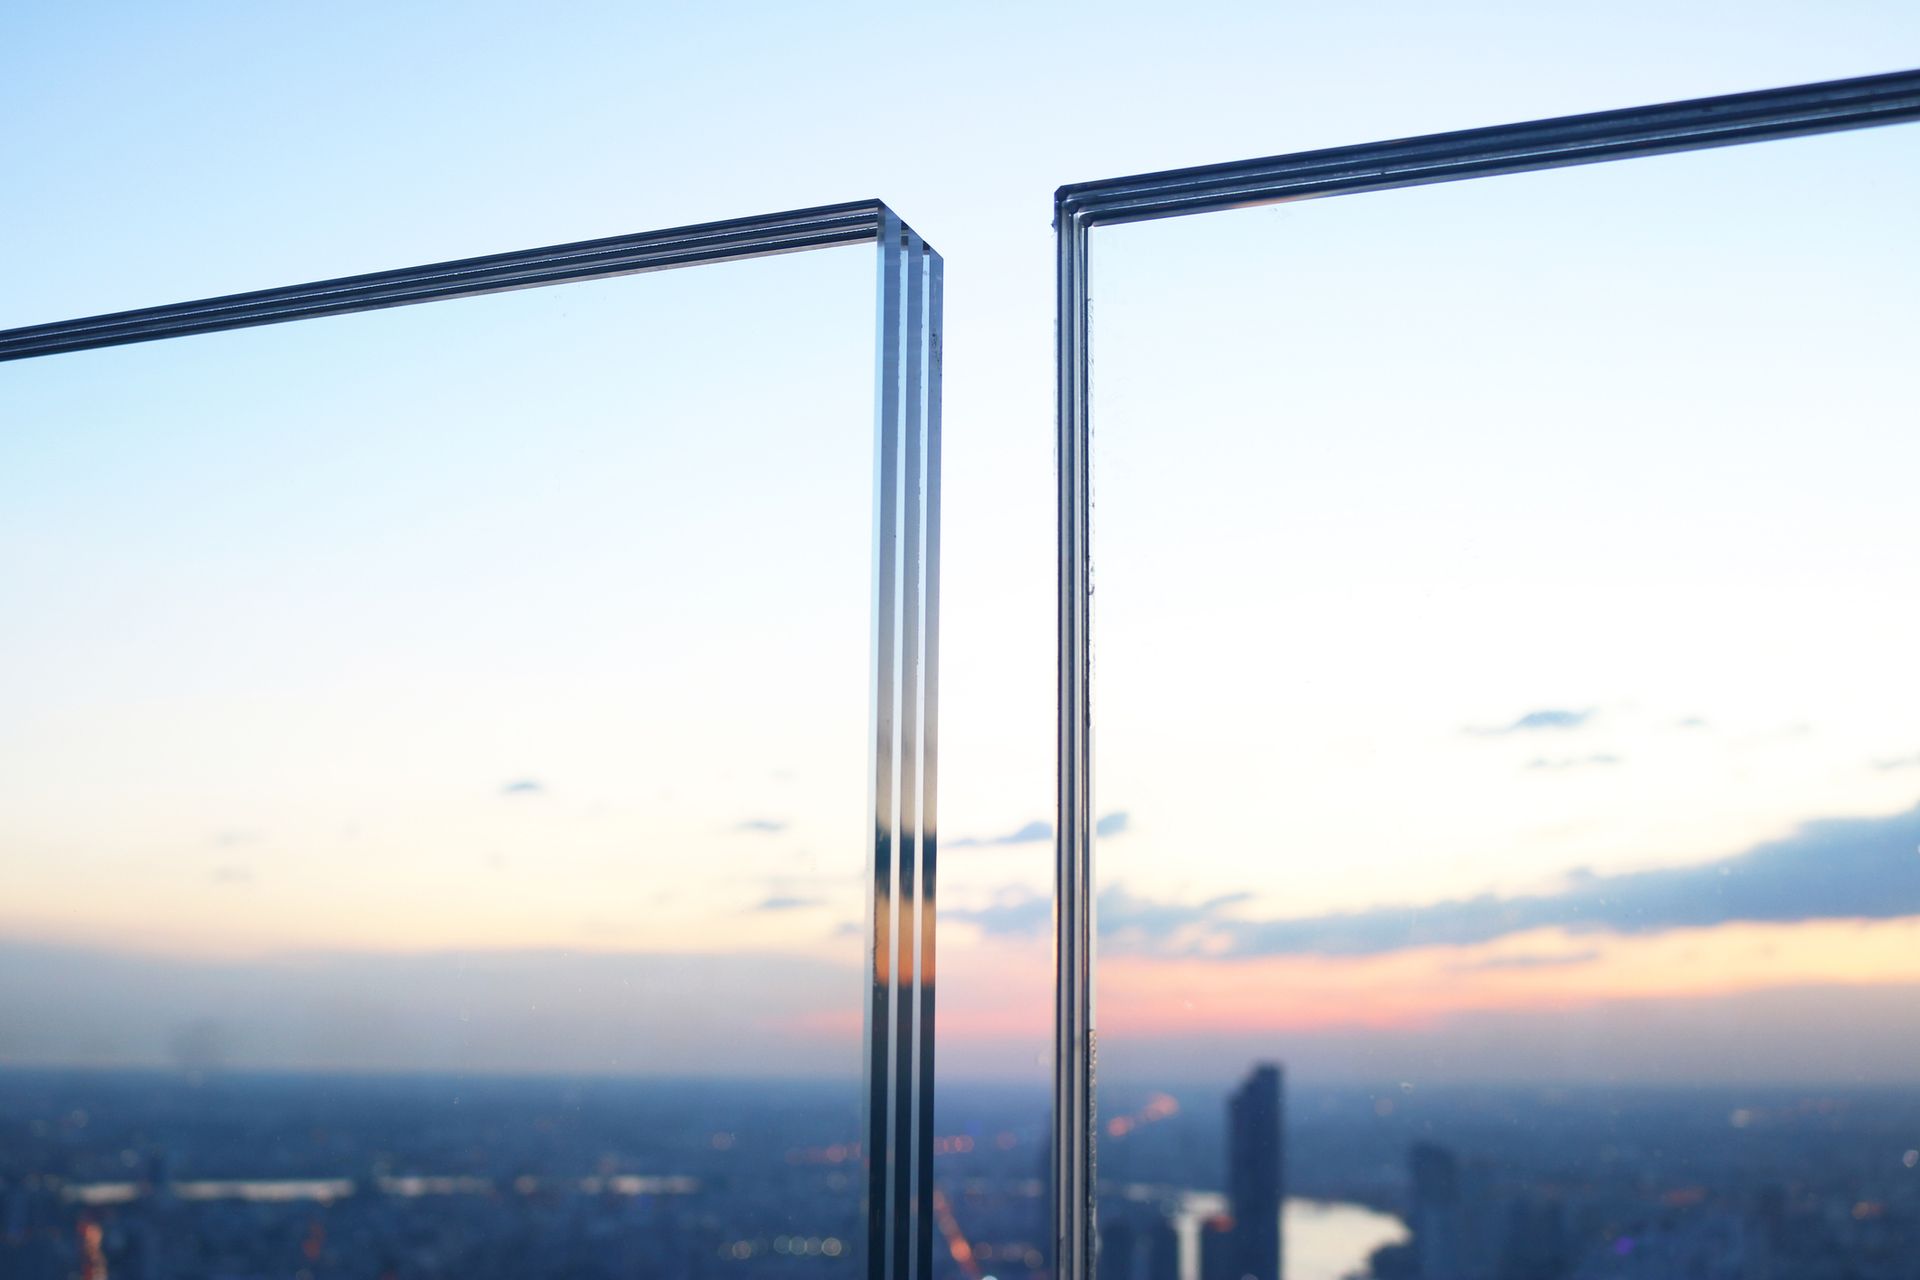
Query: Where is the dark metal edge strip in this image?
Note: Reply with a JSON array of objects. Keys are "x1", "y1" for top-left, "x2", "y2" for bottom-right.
[
  {"x1": 865, "y1": 206, "x2": 907, "y2": 1280},
  {"x1": 914, "y1": 246, "x2": 944, "y2": 1280},
  {"x1": 1058, "y1": 68, "x2": 1920, "y2": 225},
  {"x1": 1, "y1": 202, "x2": 887, "y2": 361}
]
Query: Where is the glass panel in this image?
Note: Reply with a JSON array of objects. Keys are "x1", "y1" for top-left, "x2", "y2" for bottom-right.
[
  {"x1": 1, "y1": 248, "x2": 879, "y2": 1279},
  {"x1": 1084, "y1": 124, "x2": 1920, "y2": 1280}
]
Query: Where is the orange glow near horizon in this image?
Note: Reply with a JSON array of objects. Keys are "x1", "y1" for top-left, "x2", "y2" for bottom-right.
[
  {"x1": 921, "y1": 913, "x2": 1920, "y2": 1049},
  {"x1": 1097, "y1": 916, "x2": 1920, "y2": 1035}
]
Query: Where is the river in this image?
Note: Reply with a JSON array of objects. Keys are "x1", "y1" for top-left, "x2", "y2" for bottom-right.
[{"x1": 1164, "y1": 1191, "x2": 1407, "y2": 1280}]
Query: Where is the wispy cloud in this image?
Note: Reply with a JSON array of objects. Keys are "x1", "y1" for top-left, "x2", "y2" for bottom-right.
[
  {"x1": 1873, "y1": 754, "x2": 1920, "y2": 772},
  {"x1": 950, "y1": 813, "x2": 1124, "y2": 847},
  {"x1": 1102, "y1": 887, "x2": 1250, "y2": 945},
  {"x1": 945, "y1": 887, "x2": 1052, "y2": 936},
  {"x1": 209, "y1": 866, "x2": 253, "y2": 886},
  {"x1": 1469, "y1": 708, "x2": 1595, "y2": 736},
  {"x1": 1527, "y1": 754, "x2": 1621, "y2": 771},
  {"x1": 499, "y1": 779, "x2": 545, "y2": 796},
  {"x1": 736, "y1": 819, "x2": 788, "y2": 834},
  {"x1": 1445, "y1": 948, "x2": 1600, "y2": 973},
  {"x1": 1217, "y1": 802, "x2": 1920, "y2": 958},
  {"x1": 951, "y1": 801, "x2": 1920, "y2": 961},
  {"x1": 950, "y1": 820, "x2": 1051, "y2": 848},
  {"x1": 946, "y1": 885, "x2": 1250, "y2": 943},
  {"x1": 753, "y1": 895, "x2": 823, "y2": 912}
]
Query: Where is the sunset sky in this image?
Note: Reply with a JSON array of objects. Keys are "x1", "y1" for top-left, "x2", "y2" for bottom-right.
[
  {"x1": 1061, "y1": 123, "x2": 1920, "y2": 1087},
  {"x1": 3, "y1": 3, "x2": 1918, "y2": 1089}
]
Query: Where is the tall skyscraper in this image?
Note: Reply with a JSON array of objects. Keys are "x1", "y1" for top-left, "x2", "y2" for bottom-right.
[{"x1": 1227, "y1": 1063, "x2": 1284, "y2": 1280}]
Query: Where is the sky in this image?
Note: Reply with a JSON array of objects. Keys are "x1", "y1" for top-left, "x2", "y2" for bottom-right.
[
  {"x1": 2, "y1": 2, "x2": 1919, "y2": 1088},
  {"x1": 2, "y1": 250, "x2": 876, "y2": 960}
]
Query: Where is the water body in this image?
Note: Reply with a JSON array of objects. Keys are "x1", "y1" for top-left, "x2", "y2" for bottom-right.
[
  {"x1": 1170, "y1": 1192, "x2": 1406, "y2": 1280},
  {"x1": 1285, "y1": 1199, "x2": 1406, "y2": 1280}
]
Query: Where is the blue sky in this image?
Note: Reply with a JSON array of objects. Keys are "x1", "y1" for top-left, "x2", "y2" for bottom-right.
[{"x1": 9, "y1": 0, "x2": 1914, "y2": 885}]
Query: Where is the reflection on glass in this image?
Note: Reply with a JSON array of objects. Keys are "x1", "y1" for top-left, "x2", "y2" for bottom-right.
[
  {"x1": 0, "y1": 249, "x2": 878, "y2": 1278},
  {"x1": 1078, "y1": 124, "x2": 1920, "y2": 1280}
]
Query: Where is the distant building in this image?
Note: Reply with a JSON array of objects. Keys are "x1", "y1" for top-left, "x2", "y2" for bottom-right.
[
  {"x1": 1101, "y1": 1204, "x2": 1181, "y2": 1280},
  {"x1": 1405, "y1": 1143, "x2": 1509, "y2": 1280},
  {"x1": 1227, "y1": 1064, "x2": 1284, "y2": 1280},
  {"x1": 1199, "y1": 1213, "x2": 1239, "y2": 1280},
  {"x1": 1495, "y1": 1198, "x2": 1567, "y2": 1280},
  {"x1": 1453, "y1": 1157, "x2": 1503, "y2": 1280},
  {"x1": 1410, "y1": 1142, "x2": 1462, "y2": 1279},
  {"x1": 1101, "y1": 1213, "x2": 1138, "y2": 1280},
  {"x1": 1144, "y1": 1209, "x2": 1180, "y2": 1280}
]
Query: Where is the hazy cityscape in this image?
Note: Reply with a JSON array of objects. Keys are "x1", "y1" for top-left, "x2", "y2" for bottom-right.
[
  {"x1": 5, "y1": 1064, "x2": 1918, "y2": 1280},
  {"x1": 1098, "y1": 1070, "x2": 1920, "y2": 1280}
]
